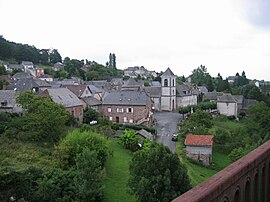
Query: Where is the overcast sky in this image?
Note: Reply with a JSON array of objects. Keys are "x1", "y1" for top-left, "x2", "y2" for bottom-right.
[{"x1": 1, "y1": 0, "x2": 270, "y2": 80}]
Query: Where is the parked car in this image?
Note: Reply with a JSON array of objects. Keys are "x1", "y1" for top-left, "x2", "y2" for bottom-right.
[
  {"x1": 89, "y1": 120, "x2": 98, "y2": 125},
  {"x1": 171, "y1": 134, "x2": 178, "y2": 141}
]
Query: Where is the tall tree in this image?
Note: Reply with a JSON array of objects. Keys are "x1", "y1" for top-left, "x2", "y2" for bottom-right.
[{"x1": 128, "y1": 143, "x2": 191, "y2": 202}]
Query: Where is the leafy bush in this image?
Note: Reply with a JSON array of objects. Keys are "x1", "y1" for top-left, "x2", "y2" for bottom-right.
[
  {"x1": 55, "y1": 130, "x2": 109, "y2": 168},
  {"x1": 119, "y1": 130, "x2": 139, "y2": 152}
]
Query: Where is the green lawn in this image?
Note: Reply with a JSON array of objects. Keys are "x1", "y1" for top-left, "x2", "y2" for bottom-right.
[
  {"x1": 103, "y1": 139, "x2": 136, "y2": 202},
  {"x1": 176, "y1": 135, "x2": 231, "y2": 186},
  {"x1": 211, "y1": 118, "x2": 247, "y2": 132}
]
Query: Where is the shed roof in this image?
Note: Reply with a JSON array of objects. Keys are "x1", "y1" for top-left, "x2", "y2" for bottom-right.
[{"x1": 185, "y1": 134, "x2": 213, "y2": 146}]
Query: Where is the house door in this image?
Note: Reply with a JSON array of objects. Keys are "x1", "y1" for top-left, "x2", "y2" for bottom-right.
[
  {"x1": 172, "y1": 99, "x2": 175, "y2": 111},
  {"x1": 116, "y1": 116, "x2": 119, "y2": 123}
]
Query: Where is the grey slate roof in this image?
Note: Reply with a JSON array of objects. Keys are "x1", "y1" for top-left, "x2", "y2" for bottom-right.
[
  {"x1": 232, "y1": 95, "x2": 244, "y2": 104},
  {"x1": 197, "y1": 86, "x2": 209, "y2": 93},
  {"x1": 122, "y1": 78, "x2": 140, "y2": 87},
  {"x1": 151, "y1": 81, "x2": 161, "y2": 87},
  {"x1": 136, "y1": 129, "x2": 154, "y2": 141},
  {"x1": 6, "y1": 64, "x2": 24, "y2": 70},
  {"x1": 217, "y1": 94, "x2": 236, "y2": 103},
  {"x1": 7, "y1": 78, "x2": 39, "y2": 93},
  {"x1": 144, "y1": 87, "x2": 161, "y2": 97},
  {"x1": 12, "y1": 72, "x2": 32, "y2": 80},
  {"x1": 203, "y1": 92, "x2": 223, "y2": 100},
  {"x1": 21, "y1": 61, "x2": 34, "y2": 66},
  {"x1": 0, "y1": 90, "x2": 22, "y2": 113},
  {"x1": 81, "y1": 96, "x2": 102, "y2": 106},
  {"x1": 176, "y1": 84, "x2": 192, "y2": 96},
  {"x1": 102, "y1": 91, "x2": 149, "y2": 105},
  {"x1": 242, "y1": 99, "x2": 257, "y2": 110},
  {"x1": 45, "y1": 88, "x2": 84, "y2": 108},
  {"x1": 161, "y1": 68, "x2": 175, "y2": 77}
]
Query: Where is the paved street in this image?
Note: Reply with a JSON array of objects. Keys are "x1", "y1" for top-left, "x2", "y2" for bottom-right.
[{"x1": 153, "y1": 112, "x2": 182, "y2": 153}]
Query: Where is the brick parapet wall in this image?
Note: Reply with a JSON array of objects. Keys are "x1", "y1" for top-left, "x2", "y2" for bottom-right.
[{"x1": 173, "y1": 140, "x2": 270, "y2": 202}]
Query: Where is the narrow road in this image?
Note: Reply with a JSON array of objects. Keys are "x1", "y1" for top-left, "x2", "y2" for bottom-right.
[{"x1": 153, "y1": 112, "x2": 181, "y2": 153}]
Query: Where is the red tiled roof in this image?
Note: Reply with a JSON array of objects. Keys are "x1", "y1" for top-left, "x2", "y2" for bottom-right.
[{"x1": 184, "y1": 134, "x2": 213, "y2": 146}]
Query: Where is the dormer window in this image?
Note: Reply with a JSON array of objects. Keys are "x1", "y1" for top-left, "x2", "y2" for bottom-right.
[{"x1": 1, "y1": 100, "x2": 7, "y2": 106}]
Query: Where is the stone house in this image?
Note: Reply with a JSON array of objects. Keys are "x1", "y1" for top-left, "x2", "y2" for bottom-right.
[
  {"x1": 53, "y1": 62, "x2": 64, "y2": 71},
  {"x1": 185, "y1": 134, "x2": 213, "y2": 166},
  {"x1": 40, "y1": 88, "x2": 84, "y2": 124},
  {"x1": 101, "y1": 91, "x2": 153, "y2": 126},
  {"x1": 217, "y1": 94, "x2": 238, "y2": 117},
  {"x1": 0, "y1": 90, "x2": 23, "y2": 114}
]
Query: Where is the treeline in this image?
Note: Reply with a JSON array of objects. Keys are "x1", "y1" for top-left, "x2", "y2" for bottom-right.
[{"x1": 0, "y1": 35, "x2": 62, "y2": 65}]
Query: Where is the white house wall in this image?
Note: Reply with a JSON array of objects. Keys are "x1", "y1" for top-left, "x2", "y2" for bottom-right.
[
  {"x1": 217, "y1": 102, "x2": 237, "y2": 116},
  {"x1": 186, "y1": 146, "x2": 212, "y2": 155},
  {"x1": 177, "y1": 95, "x2": 197, "y2": 107}
]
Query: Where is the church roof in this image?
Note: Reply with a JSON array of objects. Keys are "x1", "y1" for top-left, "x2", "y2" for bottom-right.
[{"x1": 161, "y1": 68, "x2": 175, "y2": 77}]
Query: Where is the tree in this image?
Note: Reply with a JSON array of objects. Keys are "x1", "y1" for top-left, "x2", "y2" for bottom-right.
[
  {"x1": 83, "y1": 108, "x2": 100, "y2": 124},
  {"x1": 119, "y1": 130, "x2": 139, "y2": 151},
  {"x1": 49, "y1": 49, "x2": 62, "y2": 64},
  {"x1": 13, "y1": 91, "x2": 69, "y2": 142},
  {"x1": 75, "y1": 148, "x2": 104, "y2": 201},
  {"x1": 128, "y1": 143, "x2": 191, "y2": 202},
  {"x1": 55, "y1": 130, "x2": 109, "y2": 168},
  {"x1": 180, "y1": 109, "x2": 213, "y2": 135}
]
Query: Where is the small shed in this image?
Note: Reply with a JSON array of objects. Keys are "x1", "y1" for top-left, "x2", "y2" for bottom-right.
[
  {"x1": 185, "y1": 134, "x2": 213, "y2": 166},
  {"x1": 136, "y1": 129, "x2": 154, "y2": 141}
]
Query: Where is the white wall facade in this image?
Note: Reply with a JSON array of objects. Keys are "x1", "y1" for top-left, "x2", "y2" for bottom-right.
[
  {"x1": 186, "y1": 145, "x2": 212, "y2": 155},
  {"x1": 177, "y1": 95, "x2": 197, "y2": 107},
  {"x1": 217, "y1": 102, "x2": 237, "y2": 116}
]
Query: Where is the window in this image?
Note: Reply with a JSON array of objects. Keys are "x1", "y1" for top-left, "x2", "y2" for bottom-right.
[
  {"x1": 164, "y1": 79, "x2": 168, "y2": 87},
  {"x1": 123, "y1": 117, "x2": 128, "y2": 122},
  {"x1": 129, "y1": 119, "x2": 133, "y2": 123},
  {"x1": 109, "y1": 117, "x2": 113, "y2": 121},
  {"x1": 127, "y1": 107, "x2": 133, "y2": 113},
  {"x1": 172, "y1": 79, "x2": 175, "y2": 86},
  {"x1": 117, "y1": 108, "x2": 124, "y2": 113},
  {"x1": 108, "y1": 108, "x2": 111, "y2": 112}
]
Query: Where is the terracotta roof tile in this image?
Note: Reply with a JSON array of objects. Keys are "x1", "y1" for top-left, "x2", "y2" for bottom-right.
[{"x1": 185, "y1": 134, "x2": 213, "y2": 146}]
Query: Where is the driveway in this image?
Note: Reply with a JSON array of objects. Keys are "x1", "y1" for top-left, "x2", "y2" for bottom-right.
[{"x1": 153, "y1": 112, "x2": 182, "y2": 153}]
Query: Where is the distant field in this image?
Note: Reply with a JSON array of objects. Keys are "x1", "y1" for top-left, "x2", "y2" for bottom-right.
[{"x1": 103, "y1": 139, "x2": 136, "y2": 202}]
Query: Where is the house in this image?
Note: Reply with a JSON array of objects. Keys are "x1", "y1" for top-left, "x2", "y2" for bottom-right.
[
  {"x1": 185, "y1": 134, "x2": 213, "y2": 166},
  {"x1": 4, "y1": 64, "x2": 24, "y2": 72},
  {"x1": 12, "y1": 72, "x2": 33, "y2": 81},
  {"x1": 101, "y1": 91, "x2": 153, "y2": 126},
  {"x1": 53, "y1": 62, "x2": 64, "y2": 71},
  {"x1": 40, "y1": 88, "x2": 84, "y2": 124},
  {"x1": 217, "y1": 94, "x2": 237, "y2": 117},
  {"x1": 203, "y1": 92, "x2": 223, "y2": 101},
  {"x1": 81, "y1": 96, "x2": 102, "y2": 111},
  {"x1": 121, "y1": 78, "x2": 142, "y2": 91},
  {"x1": 176, "y1": 84, "x2": 197, "y2": 107},
  {"x1": 21, "y1": 61, "x2": 34, "y2": 71},
  {"x1": 242, "y1": 99, "x2": 257, "y2": 113},
  {"x1": 7, "y1": 78, "x2": 39, "y2": 93},
  {"x1": 124, "y1": 66, "x2": 157, "y2": 79},
  {"x1": 38, "y1": 74, "x2": 53, "y2": 82},
  {"x1": 35, "y1": 68, "x2": 44, "y2": 77},
  {"x1": 0, "y1": 90, "x2": 23, "y2": 114}
]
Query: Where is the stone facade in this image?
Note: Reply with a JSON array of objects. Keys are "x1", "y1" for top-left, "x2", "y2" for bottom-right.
[
  {"x1": 101, "y1": 100, "x2": 152, "y2": 125},
  {"x1": 65, "y1": 105, "x2": 84, "y2": 124},
  {"x1": 186, "y1": 145, "x2": 212, "y2": 166}
]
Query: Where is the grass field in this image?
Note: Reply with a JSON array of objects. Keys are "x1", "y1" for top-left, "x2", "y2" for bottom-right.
[
  {"x1": 103, "y1": 139, "x2": 136, "y2": 202},
  {"x1": 212, "y1": 118, "x2": 247, "y2": 132},
  {"x1": 0, "y1": 136, "x2": 56, "y2": 170}
]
